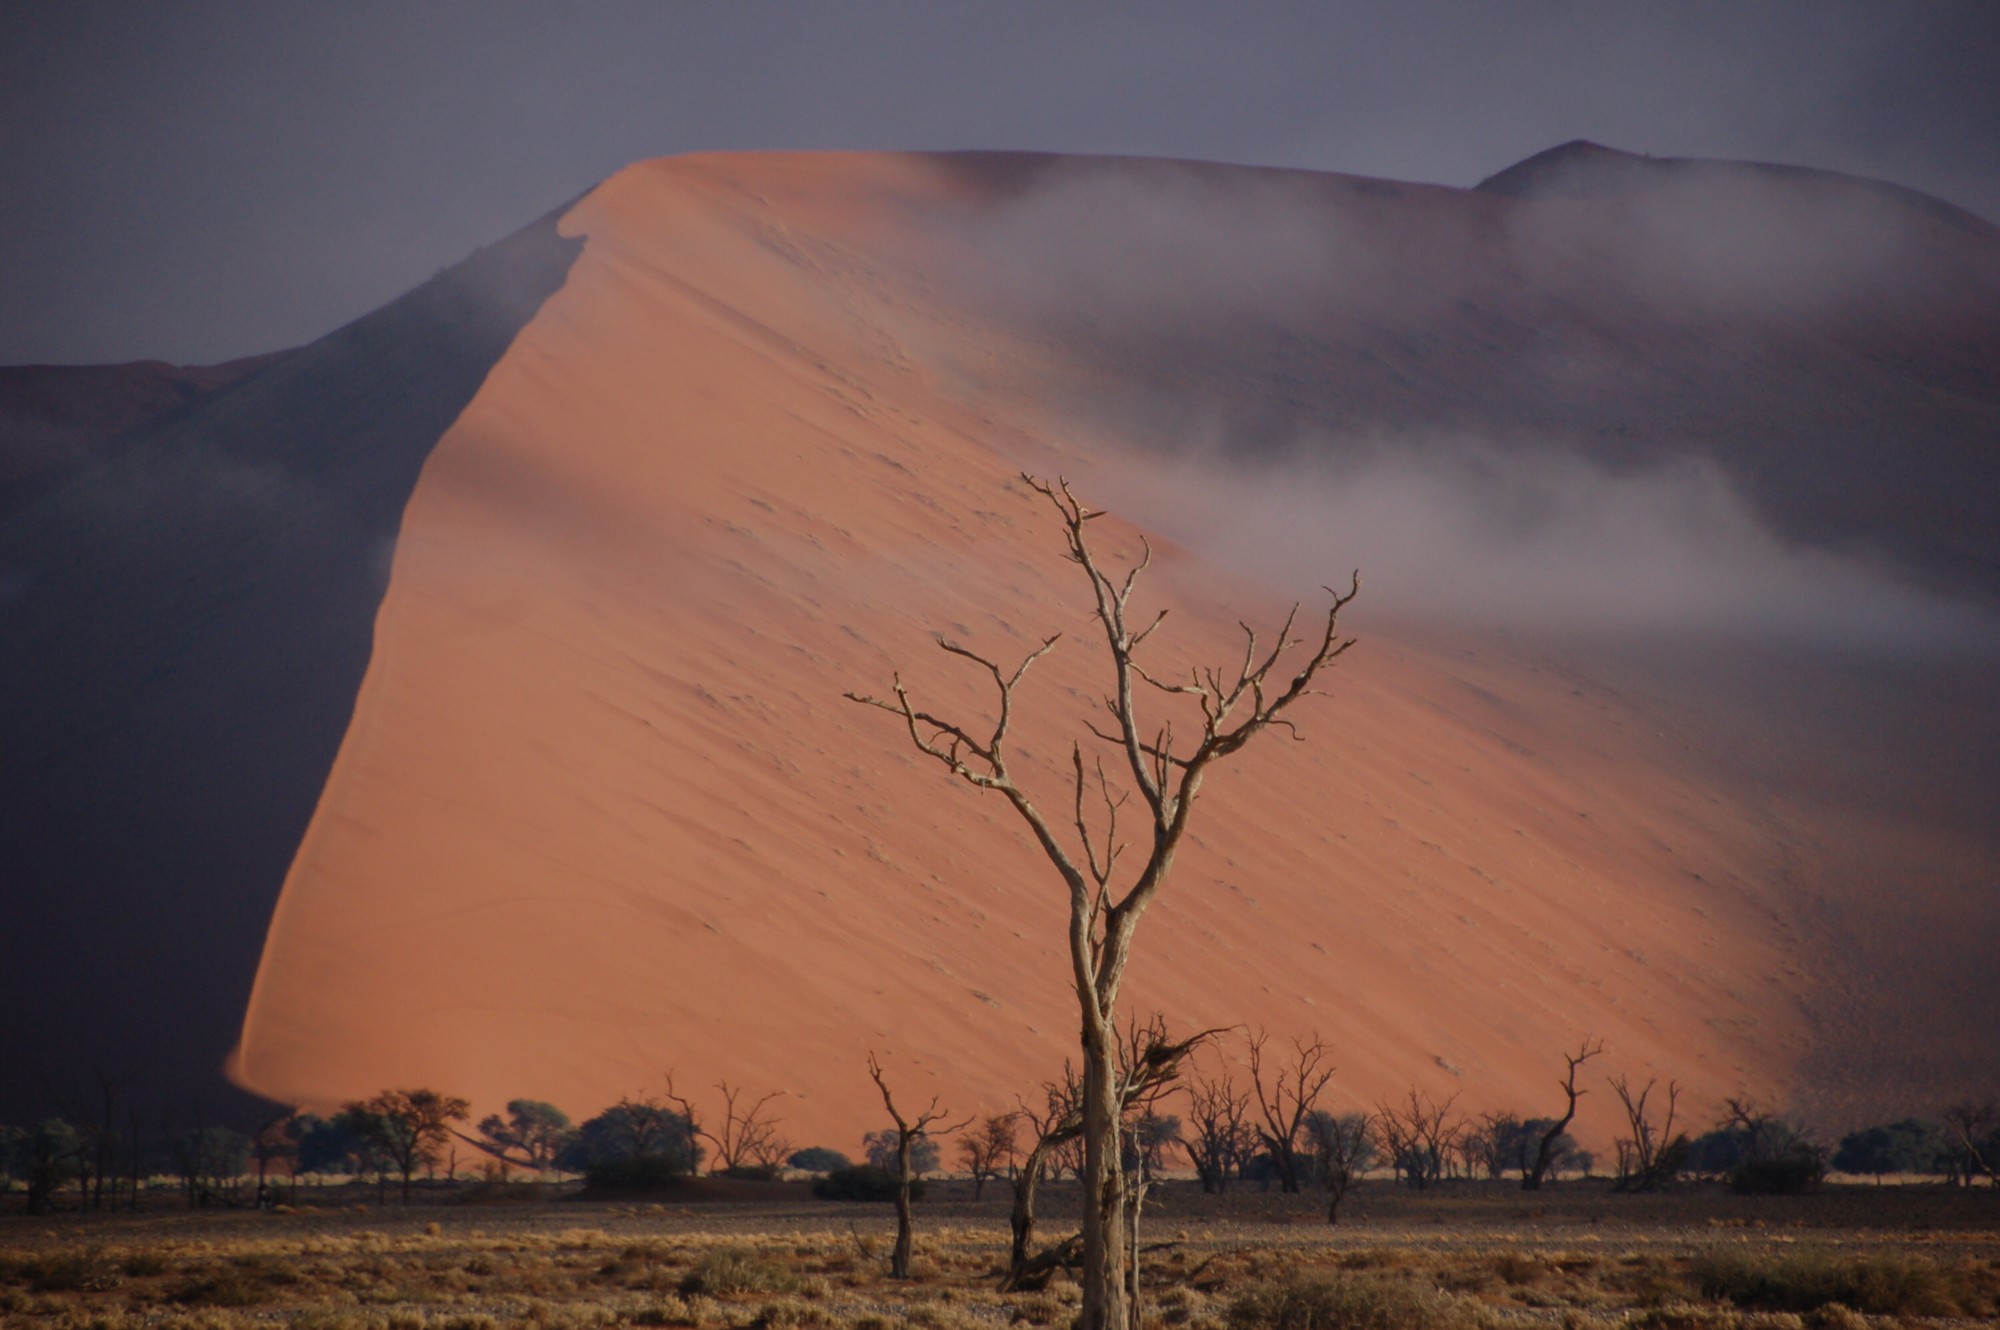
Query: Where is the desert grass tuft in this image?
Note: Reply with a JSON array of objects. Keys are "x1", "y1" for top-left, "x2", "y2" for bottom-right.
[{"x1": 1227, "y1": 1272, "x2": 1484, "y2": 1330}]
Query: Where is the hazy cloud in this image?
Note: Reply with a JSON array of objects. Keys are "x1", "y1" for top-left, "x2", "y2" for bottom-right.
[{"x1": 1093, "y1": 438, "x2": 1999, "y2": 653}]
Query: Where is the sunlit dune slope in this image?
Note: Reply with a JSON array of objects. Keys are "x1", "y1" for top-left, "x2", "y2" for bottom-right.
[{"x1": 227, "y1": 151, "x2": 1981, "y2": 1150}]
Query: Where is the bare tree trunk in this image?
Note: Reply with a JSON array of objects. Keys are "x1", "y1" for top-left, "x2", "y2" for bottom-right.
[
  {"x1": 1006, "y1": 1145, "x2": 1046, "y2": 1279},
  {"x1": 1526, "y1": 1039, "x2": 1601, "y2": 1191},
  {"x1": 892, "y1": 1135, "x2": 915, "y2": 1279},
  {"x1": 1080, "y1": 1035, "x2": 1128, "y2": 1330}
]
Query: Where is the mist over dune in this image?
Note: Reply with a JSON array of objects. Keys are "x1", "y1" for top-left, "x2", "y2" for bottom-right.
[{"x1": 3, "y1": 146, "x2": 1994, "y2": 1145}]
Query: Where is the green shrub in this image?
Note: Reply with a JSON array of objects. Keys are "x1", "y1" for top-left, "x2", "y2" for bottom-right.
[
  {"x1": 1227, "y1": 1273, "x2": 1474, "y2": 1330},
  {"x1": 585, "y1": 1153, "x2": 688, "y2": 1190},
  {"x1": 787, "y1": 1147, "x2": 851, "y2": 1173},
  {"x1": 1730, "y1": 1153, "x2": 1825, "y2": 1195},
  {"x1": 811, "y1": 1164, "x2": 924, "y2": 1202},
  {"x1": 681, "y1": 1247, "x2": 800, "y2": 1297}
]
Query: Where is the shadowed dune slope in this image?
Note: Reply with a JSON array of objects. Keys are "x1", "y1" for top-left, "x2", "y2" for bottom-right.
[
  {"x1": 0, "y1": 216, "x2": 580, "y2": 1120},
  {"x1": 231, "y1": 151, "x2": 1997, "y2": 1150},
  {"x1": 0, "y1": 352, "x2": 293, "y2": 499}
]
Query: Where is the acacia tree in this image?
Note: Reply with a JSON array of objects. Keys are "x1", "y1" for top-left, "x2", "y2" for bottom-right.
[
  {"x1": 848, "y1": 476, "x2": 1358, "y2": 1330},
  {"x1": 342, "y1": 1089, "x2": 470, "y2": 1205},
  {"x1": 474, "y1": 1099, "x2": 574, "y2": 1174},
  {"x1": 1305, "y1": 1109, "x2": 1374, "y2": 1224}
]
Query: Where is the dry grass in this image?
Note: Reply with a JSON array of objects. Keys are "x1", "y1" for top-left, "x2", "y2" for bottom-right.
[{"x1": 3, "y1": 1184, "x2": 1998, "y2": 1330}]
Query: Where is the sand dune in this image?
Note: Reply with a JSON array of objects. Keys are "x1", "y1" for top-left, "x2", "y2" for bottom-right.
[{"x1": 227, "y1": 151, "x2": 1996, "y2": 1152}]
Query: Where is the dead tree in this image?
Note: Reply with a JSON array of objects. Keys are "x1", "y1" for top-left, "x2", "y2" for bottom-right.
[
  {"x1": 1305, "y1": 1109, "x2": 1373, "y2": 1224},
  {"x1": 1525, "y1": 1038, "x2": 1602, "y2": 1190},
  {"x1": 1246, "y1": 1030, "x2": 1337, "y2": 1193},
  {"x1": 1183, "y1": 1059, "x2": 1253, "y2": 1194},
  {"x1": 959, "y1": 1114, "x2": 1018, "y2": 1201},
  {"x1": 1003, "y1": 1069, "x2": 1082, "y2": 1290},
  {"x1": 1939, "y1": 1101, "x2": 1998, "y2": 1188},
  {"x1": 1376, "y1": 1088, "x2": 1460, "y2": 1190},
  {"x1": 1609, "y1": 1075, "x2": 1685, "y2": 1192},
  {"x1": 1118, "y1": 1018, "x2": 1212, "y2": 1329},
  {"x1": 868, "y1": 1054, "x2": 969, "y2": 1279},
  {"x1": 709, "y1": 1081, "x2": 790, "y2": 1173},
  {"x1": 849, "y1": 475, "x2": 1358, "y2": 1330}
]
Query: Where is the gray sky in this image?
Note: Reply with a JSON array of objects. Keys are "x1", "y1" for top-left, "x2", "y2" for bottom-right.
[{"x1": 4, "y1": 0, "x2": 1996, "y2": 366}]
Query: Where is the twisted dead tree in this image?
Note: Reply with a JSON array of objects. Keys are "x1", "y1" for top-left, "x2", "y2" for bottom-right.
[
  {"x1": 867, "y1": 1054, "x2": 968, "y2": 1279},
  {"x1": 1002, "y1": 1067, "x2": 1081, "y2": 1291},
  {"x1": 1002, "y1": 1020, "x2": 1213, "y2": 1297},
  {"x1": 848, "y1": 474, "x2": 1358, "y2": 1330},
  {"x1": 1525, "y1": 1038, "x2": 1602, "y2": 1191}
]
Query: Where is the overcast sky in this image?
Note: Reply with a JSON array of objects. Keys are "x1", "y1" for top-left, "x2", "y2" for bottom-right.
[{"x1": 4, "y1": 0, "x2": 1997, "y2": 365}]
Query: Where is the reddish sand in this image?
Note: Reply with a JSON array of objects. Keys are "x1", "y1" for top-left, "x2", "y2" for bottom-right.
[{"x1": 230, "y1": 153, "x2": 1981, "y2": 1155}]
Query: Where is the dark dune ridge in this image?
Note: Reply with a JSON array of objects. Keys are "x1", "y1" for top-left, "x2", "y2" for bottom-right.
[
  {"x1": 0, "y1": 214, "x2": 581, "y2": 1122},
  {"x1": 0, "y1": 353, "x2": 292, "y2": 513}
]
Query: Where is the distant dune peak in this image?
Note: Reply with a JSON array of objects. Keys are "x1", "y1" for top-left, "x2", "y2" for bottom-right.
[{"x1": 1478, "y1": 138, "x2": 1998, "y2": 236}]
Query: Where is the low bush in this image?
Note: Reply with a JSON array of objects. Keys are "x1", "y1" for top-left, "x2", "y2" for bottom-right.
[
  {"x1": 787, "y1": 1147, "x2": 851, "y2": 1173},
  {"x1": 681, "y1": 1247, "x2": 800, "y2": 1297},
  {"x1": 584, "y1": 1153, "x2": 687, "y2": 1190},
  {"x1": 1730, "y1": 1153, "x2": 1825, "y2": 1195},
  {"x1": 811, "y1": 1164, "x2": 924, "y2": 1202},
  {"x1": 1690, "y1": 1246, "x2": 1962, "y2": 1317}
]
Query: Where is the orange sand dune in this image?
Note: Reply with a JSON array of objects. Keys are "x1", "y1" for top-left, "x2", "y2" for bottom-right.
[{"x1": 231, "y1": 153, "x2": 1990, "y2": 1154}]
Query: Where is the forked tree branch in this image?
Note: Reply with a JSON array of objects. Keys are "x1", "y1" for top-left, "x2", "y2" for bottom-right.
[{"x1": 845, "y1": 473, "x2": 1358, "y2": 1029}]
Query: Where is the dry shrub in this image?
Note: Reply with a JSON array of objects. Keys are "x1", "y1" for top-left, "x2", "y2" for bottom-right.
[
  {"x1": 1227, "y1": 1273, "x2": 1481, "y2": 1330},
  {"x1": 1738, "y1": 1314, "x2": 1806, "y2": 1330},
  {"x1": 682, "y1": 1247, "x2": 801, "y2": 1297},
  {"x1": 1005, "y1": 1290, "x2": 1070, "y2": 1326},
  {"x1": 1690, "y1": 1246, "x2": 1962, "y2": 1317},
  {"x1": 1621, "y1": 1306, "x2": 1737, "y2": 1330},
  {"x1": 293, "y1": 1314, "x2": 385, "y2": 1330},
  {"x1": 1800, "y1": 1307, "x2": 1867, "y2": 1330},
  {"x1": 170, "y1": 1270, "x2": 264, "y2": 1308},
  {"x1": 753, "y1": 1296, "x2": 833, "y2": 1330},
  {"x1": 633, "y1": 1296, "x2": 694, "y2": 1326},
  {"x1": 1487, "y1": 1251, "x2": 1543, "y2": 1287},
  {"x1": 1333, "y1": 1249, "x2": 1415, "y2": 1273},
  {"x1": 122, "y1": 1250, "x2": 172, "y2": 1278},
  {"x1": 30, "y1": 1249, "x2": 125, "y2": 1293},
  {"x1": 905, "y1": 1302, "x2": 990, "y2": 1330}
]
